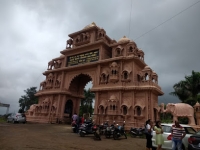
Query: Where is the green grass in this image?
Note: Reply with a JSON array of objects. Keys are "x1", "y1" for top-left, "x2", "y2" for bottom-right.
[{"x1": 0, "y1": 117, "x2": 6, "y2": 123}]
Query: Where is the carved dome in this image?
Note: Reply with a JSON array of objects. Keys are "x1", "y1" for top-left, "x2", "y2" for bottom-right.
[
  {"x1": 194, "y1": 102, "x2": 200, "y2": 107},
  {"x1": 83, "y1": 22, "x2": 97, "y2": 29},
  {"x1": 118, "y1": 36, "x2": 130, "y2": 43},
  {"x1": 138, "y1": 49, "x2": 144, "y2": 53}
]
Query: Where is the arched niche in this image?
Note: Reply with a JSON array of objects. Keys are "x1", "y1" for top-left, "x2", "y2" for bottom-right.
[{"x1": 64, "y1": 99, "x2": 73, "y2": 118}]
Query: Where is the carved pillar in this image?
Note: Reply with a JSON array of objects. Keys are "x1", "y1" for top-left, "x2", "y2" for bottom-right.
[
  {"x1": 48, "y1": 96, "x2": 53, "y2": 123},
  {"x1": 120, "y1": 61, "x2": 123, "y2": 86},
  {"x1": 145, "y1": 91, "x2": 149, "y2": 120},
  {"x1": 97, "y1": 65, "x2": 100, "y2": 85},
  {"x1": 132, "y1": 91, "x2": 135, "y2": 126},
  {"x1": 56, "y1": 95, "x2": 61, "y2": 118},
  {"x1": 60, "y1": 71, "x2": 65, "y2": 89},
  {"x1": 52, "y1": 74, "x2": 56, "y2": 89},
  {"x1": 60, "y1": 95, "x2": 65, "y2": 119},
  {"x1": 99, "y1": 45, "x2": 102, "y2": 61}
]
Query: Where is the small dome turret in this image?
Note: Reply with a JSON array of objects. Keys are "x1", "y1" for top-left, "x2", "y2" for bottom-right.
[
  {"x1": 83, "y1": 22, "x2": 97, "y2": 29},
  {"x1": 118, "y1": 36, "x2": 130, "y2": 43}
]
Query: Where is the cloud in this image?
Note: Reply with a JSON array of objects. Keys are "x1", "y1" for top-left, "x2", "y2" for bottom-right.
[{"x1": 0, "y1": 0, "x2": 200, "y2": 114}]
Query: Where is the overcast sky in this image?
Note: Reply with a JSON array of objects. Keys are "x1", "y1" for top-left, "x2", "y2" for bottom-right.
[{"x1": 0, "y1": 0, "x2": 200, "y2": 115}]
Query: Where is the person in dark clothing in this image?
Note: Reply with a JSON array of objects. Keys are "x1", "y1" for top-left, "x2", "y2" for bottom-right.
[
  {"x1": 75, "y1": 115, "x2": 81, "y2": 133},
  {"x1": 145, "y1": 119, "x2": 153, "y2": 150}
]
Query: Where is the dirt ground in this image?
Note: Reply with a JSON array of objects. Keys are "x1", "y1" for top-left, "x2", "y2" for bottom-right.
[{"x1": 0, "y1": 122, "x2": 146, "y2": 150}]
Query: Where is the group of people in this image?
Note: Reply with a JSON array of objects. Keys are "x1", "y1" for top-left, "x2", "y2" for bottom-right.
[
  {"x1": 145, "y1": 119, "x2": 186, "y2": 150},
  {"x1": 72, "y1": 113, "x2": 85, "y2": 133}
]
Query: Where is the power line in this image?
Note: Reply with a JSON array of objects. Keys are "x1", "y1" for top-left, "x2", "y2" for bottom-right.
[
  {"x1": 134, "y1": 0, "x2": 200, "y2": 41},
  {"x1": 128, "y1": 0, "x2": 133, "y2": 38}
]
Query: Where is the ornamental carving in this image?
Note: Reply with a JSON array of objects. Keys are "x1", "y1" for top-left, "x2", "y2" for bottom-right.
[
  {"x1": 46, "y1": 73, "x2": 54, "y2": 89},
  {"x1": 55, "y1": 75, "x2": 62, "y2": 88},
  {"x1": 126, "y1": 42, "x2": 144, "y2": 60},
  {"x1": 121, "y1": 65, "x2": 132, "y2": 82},
  {"x1": 40, "y1": 80, "x2": 47, "y2": 90},
  {"x1": 54, "y1": 60, "x2": 62, "y2": 69},
  {"x1": 47, "y1": 60, "x2": 54, "y2": 70},
  {"x1": 66, "y1": 38, "x2": 73, "y2": 48},
  {"x1": 109, "y1": 62, "x2": 120, "y2": 83},
  {"x1": 97, "y1": 29, "x2": 106, "y2": 40},
  {"x1": 115, "y1": 45, "x2": 124, "y2": 57},
  {"x1": 137, "y1": 66, "x2": 158, "y2": 83},
  {"x1": 100, "y1": 69, "x2": 109, "y2": 84},
  {"x1": 74, "y1": 32, "x2": 90, "y2": 46}
]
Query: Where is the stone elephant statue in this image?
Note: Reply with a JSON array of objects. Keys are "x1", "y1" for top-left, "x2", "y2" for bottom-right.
[
  {"x1": 40, "y1": 80, "x2": 47, "y2": 90},
  {"x1": 66, "y1": 38, "x2": 73, "y2": 48},
  {"x1": 160, "y1": 103, "x2": 195, "y2": 125},
  {"x1": 48, "y1": 60, "x2": 54, "y2": 70}
]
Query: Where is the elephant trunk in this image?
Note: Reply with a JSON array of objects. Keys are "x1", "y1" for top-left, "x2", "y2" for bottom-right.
[{"x1": 160, "y1": 103, "x2": 166, "y2": 113}]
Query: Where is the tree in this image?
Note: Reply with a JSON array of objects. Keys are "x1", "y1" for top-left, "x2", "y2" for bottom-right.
[
  {"x1": 79, "y1": 89, "x2": 95, "y2": 116},
  {"x1": 18, "y1": 87, "x2": 38, "y2": 113},
  {"x1": 170, "y1": 71, "x2": 200, "y2": 106}
]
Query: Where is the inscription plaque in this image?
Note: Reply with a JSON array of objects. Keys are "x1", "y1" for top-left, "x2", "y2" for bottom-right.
[{"x1": 67, "y1": 50, "x2": 99, "y2": 66}]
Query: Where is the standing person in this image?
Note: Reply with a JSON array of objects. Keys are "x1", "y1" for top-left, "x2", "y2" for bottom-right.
[
  {"x1": 81, "y1": 116, "x2": 85, "y2": 124},
  {"x1": 72, "y1": 113, "x2": 78, "y2": 132},
  {"x1": 154, "y1": 121, "x2": 164, "y2": 150},
  {"x1": 171, "y1": 120, "x2": 186, "y2": 150},
  {"x1": 72, "y1": 112, "x2": 78, "y2": 122},
  {"x1": 145, "y1": 119, "x2": 153, "y2": 150},
  {"x1": 75, "y1": 115, "x2": 80, "y2": 133}
]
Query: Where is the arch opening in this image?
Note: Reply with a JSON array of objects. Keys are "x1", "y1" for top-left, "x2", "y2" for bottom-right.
[{"x1": 68, "y1": 74, "x2": 94, "y2": 120}]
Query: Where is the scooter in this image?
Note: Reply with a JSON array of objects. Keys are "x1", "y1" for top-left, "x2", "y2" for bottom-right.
[
  {"x1": 79, "y1": 120, "x2": 101, "y2": 140},
  {"x1": 113, "y1": 121, "x2": 127, "y2": 140},
  {"x1": 129, "y1": 127, "x2": 145, "y2": 138}
]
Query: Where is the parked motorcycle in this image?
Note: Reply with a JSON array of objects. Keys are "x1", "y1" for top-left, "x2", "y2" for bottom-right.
[
  {"x1": 92, "y1": 124, "x2": 101, "y2": 140},
  {"x1": 113, "y1": 121, "x2": 127, "y2": 140},
  {"x1": 129, "y1": 127, "x2": 145, "y2": 138},
  {"x1": 79, "y1": 120, "x2": 101, "y2": 140},
  {"x1": 105, "y1": 122, "x2": 115, "y2": 138},
  {"x1": 99, "y1": 122, "x2": 109, "y2": 135}
]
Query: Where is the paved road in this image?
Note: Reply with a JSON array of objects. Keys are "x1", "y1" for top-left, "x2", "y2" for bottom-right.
[{"x1": 0, "y1": 123, "x2": 146, "y2": 150}]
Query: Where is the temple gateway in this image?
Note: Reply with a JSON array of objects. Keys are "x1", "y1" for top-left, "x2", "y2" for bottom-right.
[{"x1": 26, "y1": 22, "x2": 164, "y2": 128}]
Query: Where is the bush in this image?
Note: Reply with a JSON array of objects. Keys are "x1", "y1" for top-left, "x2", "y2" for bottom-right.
[{"x1": 0, "y1": 116, "x2": 6, "y2": 123}]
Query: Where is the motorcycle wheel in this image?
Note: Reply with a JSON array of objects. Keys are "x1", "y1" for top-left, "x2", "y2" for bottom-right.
[
  {"x1": 80, "y1": 131, "x2": 85, "y2": 137},
  {"x1": 113, "y1": 133, "x2": 118, "y2": 140},
  {"x1": 124, "y1": 133, "x2": 127, "y2": 139},
  {"x1": 105, "y1": 132, "x2": 110, "y2": 138},
  {"x1": 94, "y1": 132, "x2": 101, "y2": 140}
]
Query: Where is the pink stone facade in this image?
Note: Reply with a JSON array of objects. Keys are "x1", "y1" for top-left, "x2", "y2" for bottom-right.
[{"x1": 26, "y1": 22, "x2": 164, "y2": 128}]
